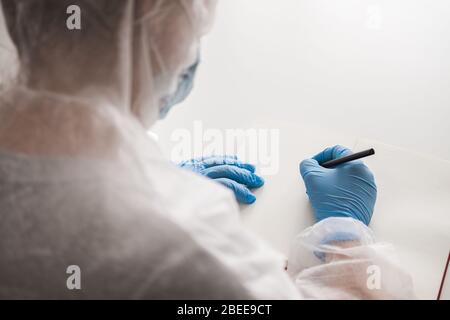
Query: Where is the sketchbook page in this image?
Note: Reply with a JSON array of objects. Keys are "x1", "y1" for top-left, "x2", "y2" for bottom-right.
[
  {"x1": 240, "y1": 120, "x2": 356, "y2": 256},
  {"x1": 354, "y1": 139, "x2": 450, "y2": 300}
]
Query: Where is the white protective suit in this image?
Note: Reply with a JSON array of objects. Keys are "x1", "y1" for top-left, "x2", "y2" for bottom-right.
[{"x1": 0, "y1": 0, "x2": 414, "y2": 299}]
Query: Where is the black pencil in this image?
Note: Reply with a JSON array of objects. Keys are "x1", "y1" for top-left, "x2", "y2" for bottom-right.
[{"x1": 321, "y1": 148, "x2": 375, "y2": 168}]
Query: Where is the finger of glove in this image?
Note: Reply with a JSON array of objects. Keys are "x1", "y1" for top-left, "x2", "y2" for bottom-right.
[
  {"x1": 203, "y1": 165, "x2": 264, "y2": 188},
  {"x1": 312, "y1": 145, "x2": 353, "y2": 164},
  {"x1": 200, "y1": 156, "x2": 255, "y2": 172},
  {"x1": 299, "y1": 158, "x2": 325, "y2": 180},
  {"x1": 179, "y1": 155, "x2": 237, "y2": 168},
  {"x1": 215, "y1": 178, "x2": 257, "y2": 204}
]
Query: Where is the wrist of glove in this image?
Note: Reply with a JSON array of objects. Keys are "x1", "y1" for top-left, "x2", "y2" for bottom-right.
[
  {"x1": 178, "y1": 155, "x2": 264, "y2": 204},
  {"x1": 299, "y1": 145, "x2": 377, "y2": 226}
]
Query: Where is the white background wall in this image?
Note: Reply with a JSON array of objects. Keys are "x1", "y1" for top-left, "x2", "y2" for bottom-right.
[{"x1": 154, "y1": 0, "x2": 450, "y2": 161}]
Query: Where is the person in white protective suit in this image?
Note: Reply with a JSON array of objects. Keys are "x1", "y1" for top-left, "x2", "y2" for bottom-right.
[{"x1": 0, "y1": 0, "x2": 415, "y2": 299}]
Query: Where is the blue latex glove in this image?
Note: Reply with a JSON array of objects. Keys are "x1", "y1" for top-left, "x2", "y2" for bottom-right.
[
  {"x1": 178, "y1": 155, "x2": 264, "y2": 204},
  {"x1": 299, "y1": 145, "x2": 377, "y2": 225}
]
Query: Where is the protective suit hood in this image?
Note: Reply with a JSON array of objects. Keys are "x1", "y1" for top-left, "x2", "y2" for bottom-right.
[{"x1": 0, "y1": 0, "x2": 216, "y2": 127}]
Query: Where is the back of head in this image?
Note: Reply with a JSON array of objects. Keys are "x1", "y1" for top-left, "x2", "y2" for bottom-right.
[{"x1": 0, "y1": 0, "x2": 216, "y2": 127}]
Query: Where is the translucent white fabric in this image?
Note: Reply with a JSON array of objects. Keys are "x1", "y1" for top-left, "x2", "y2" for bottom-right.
[
  {"x1": 288, "y1": 218, "x2": 416, "y2": 299},
  {"x1": 0, "y1": 0, "x2": 217, "y2": 126},
  {"x1": 0, "y1": 1, "x2": 414, "y2": 299}
]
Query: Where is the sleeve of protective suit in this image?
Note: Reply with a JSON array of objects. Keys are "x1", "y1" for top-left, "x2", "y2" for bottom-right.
[
  {"x1": 155, "y1": 165, "x2": 415, "y2": 300},
  {"x1": 286, "y1": 217, "x2": 416, "y2": 299},
  {"x1": 148, "y1": 165, "x2": 302, "y2": 300}
]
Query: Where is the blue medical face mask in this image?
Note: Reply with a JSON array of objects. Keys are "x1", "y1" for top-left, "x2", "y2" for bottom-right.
[{"x1": 159, "y1": 57, "x2": 200, "y2": 119}]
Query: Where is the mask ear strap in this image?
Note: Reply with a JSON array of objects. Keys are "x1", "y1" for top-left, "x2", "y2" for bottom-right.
[
  {"x1": 148, "y1": 37, "x2": 167, "y2": 77},
  {"x1": 0, "y1": 2, "x2": 20, "y2": 91},
  {"x1": 177, "y1": 0, "x2": 196, "y2": 34},
  {"x1": 134, "y1": 0, "x2": 165, "y2": 25}
]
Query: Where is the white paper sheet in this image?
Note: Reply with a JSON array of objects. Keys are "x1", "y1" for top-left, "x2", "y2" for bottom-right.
[
  {"x1": 354, "y1": 139, "x2": 450, "y2": 299},
  {"x1": 240, "y1": 121, "x2": 354, "y2": 256},
  {"x1": 242, "y1": 137, "x2": 449, "y2": 299}
]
